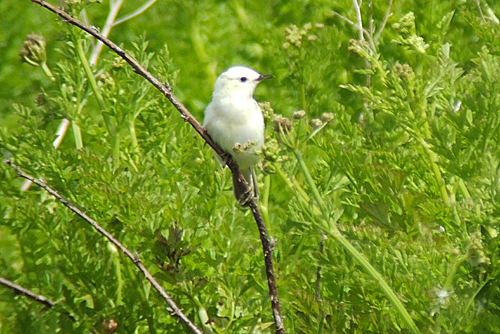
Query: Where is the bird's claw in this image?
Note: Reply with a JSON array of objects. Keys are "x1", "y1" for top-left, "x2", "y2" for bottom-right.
[
  {"x1": 237, "y1": 188, "x2": 254, "y2": 207},
  {"x1": 220, "y1": 151, "x2": 231, "y2": 168}
]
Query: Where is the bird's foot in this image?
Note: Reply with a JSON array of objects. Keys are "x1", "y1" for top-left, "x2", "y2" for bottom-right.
[
  {"x1": 237, "y1": 188, "x2": 255, "y2": 207},
  {"x1": 220, "y1": 151, "x2": 231, "y2": 167}
]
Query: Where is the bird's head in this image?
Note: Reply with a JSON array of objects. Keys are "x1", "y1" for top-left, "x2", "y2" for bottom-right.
[{"x1": 213, "y1": 66, "x2": 272, "y2": 100}]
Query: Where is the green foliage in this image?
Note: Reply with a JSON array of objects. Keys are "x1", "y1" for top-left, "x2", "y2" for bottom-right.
[{"x1": 2, "y1": 0, "x2": 500, "y2": 333}]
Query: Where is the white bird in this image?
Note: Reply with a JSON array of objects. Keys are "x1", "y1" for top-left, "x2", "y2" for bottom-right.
[{"x1": 203, "y1": 66, "x2": 272, "y2": 205}]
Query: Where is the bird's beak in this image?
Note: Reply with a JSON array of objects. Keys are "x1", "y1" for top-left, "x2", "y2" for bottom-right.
[{"x1": 257, "y1": 74, "x2": 273, "y2": 81}]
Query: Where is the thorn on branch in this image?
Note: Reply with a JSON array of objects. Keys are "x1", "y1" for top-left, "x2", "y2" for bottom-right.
[
  {"x1": 164, "y1": 81, "x2": 172, "y2": 91},
  {"x1": 134, "y1": 252, "x2": 141, "y2": 263},
  {"x1": 269, "y1": 237, "x2": 277, "y2": 251}
]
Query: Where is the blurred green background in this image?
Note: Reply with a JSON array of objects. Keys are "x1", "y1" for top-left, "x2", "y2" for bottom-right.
[{"x1": 2, "y1": 0, "x2": 500, "y2": 333}]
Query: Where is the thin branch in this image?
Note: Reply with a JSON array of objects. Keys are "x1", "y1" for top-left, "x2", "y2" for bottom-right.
[
  {"x1": 5, "y1": 160, "x2": 203, "y2": 334},
  {"x1": 26, "y1": 2, "x2": 285, "y2": 333},
  {"x1": 331, "y1": 10, "x2": 370, "y2": 39},
  {"x1": 331, "y1": 10, "x2": 357, "y2": 26},
  {"x1": 368, "y1": 0, "x2": 374, "y2": 37},
  {"x1": 314, "y1": 232, "x2": 326, "y2": 302},
  {"x1": 29, "y1": 0, "x2": 220, "y2": 163},
  {"x1": 248, "y1": 202, "x2": 285, "y2": 333},
  {"x1": 0, "y1": 276, "x2": 55, "y2": 308},
  {"x1": 345, "y1": 0, "x2": 372, "y2": 90},
  {"x1": 474, "y1": 0, "x2": 485, "y2": 22},
  {"x1": 352, "y1": 0, "x2": 364, "y2": 40},
  {"x1": 113, "y1": 0, "x2": 158, "y2": 26},
  {"x1": 0, "y1": 276, "x2": 77, "y2": 322},
  {"x1": 373, "y1": 0, "x2": 393, "y2": 45},
  {"x1": 90, "y1": 0, "x2": 123, "y2": 65}
]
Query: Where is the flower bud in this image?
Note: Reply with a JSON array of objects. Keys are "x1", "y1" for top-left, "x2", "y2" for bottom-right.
[
  {"x1": 112, "y1": 57, "x2": 127, "y2": 69},
  {"x1": 293, "y1": 110, "x2": 306, "y2": 119},
  {"x1": 259, "y1": 101, "x2": 274, "y2": 118},
  {"x1": 272, "y1": 115, "x2": 292, "y2": 134},
  {"x1": 348, "y1": 39, "x2": 371, "y2": 58},
  {"x1": 311, "y1": 118, "x2": 323, "y2": 129},
  {"x1": 320, "y1": 112, "x2": 334, "y2": 122},
  {"x1": 19, "y1": 34, "x2": 47, "y2": 67},
  {"x1": 243, "y1": 139, "x2": 258, "y2": 151},
  {"x1": 96, "y1": 72, "x2": 115, "y2": 88},
  {"x1": 393, "y1": 62, "x2": 415, "y2": 82},
  {"x1": 261, "y1": 139, "x2": 280, "y2": 162},
  {"x1": 101, "y1": 318, "x2": 118, "y2": 334},
  {"x1": 392, "y1": 12, "x2": 416, "y2": 36},
  {"x1": 232, "y1": 142, "x2": 244, "y2": 153}
]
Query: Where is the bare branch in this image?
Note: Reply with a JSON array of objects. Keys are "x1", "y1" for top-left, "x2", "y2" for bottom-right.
[
  {"x1": 5, "y1": 160, "x2": 203, "y2": 334},
  {"x1": 368, "y1": 0, "x2": 374, "y2": 37},
  {"x1": 0, "y1": 276, "x2": 55, "y2": 308},
  {"x1": 90, "y1": 0, "x2": 123, "y2": 65},
  {"x1": 113, "y1": 0, "x2": 158, "y2": 26},
  {"x1": 331, "y1": 10, "x2": 370, "y2": 39},
  {"x1": 352, "y1": 0, "x2": 364, "y2": 40},
  {"x1": 29, "y1": 0, "x2": 222, "y2": 166},
  {"x1": 331, "y1": 10, "x2": 357, "y2": 26},
  {"x1": 25, "y1": 2, "x2": 286, "y2": 332},
  {"x1": 373, "y1": 0, "x2": 393, "y2": 45},
  {"x1": 314, "y1": 232, "x2": 326, "y2": 302},
  {"x1": 248, "y1": 202, "x2": 285, "y2": 333},
  {"x1": 474, "y1": 0, "x2": 485, "y2": 22},
  {"x1": 0, "y1": 276, "x2": 76, "y2": 322}
]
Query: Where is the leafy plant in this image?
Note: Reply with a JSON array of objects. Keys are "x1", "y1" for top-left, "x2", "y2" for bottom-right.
[{"x1": 2, "y1": 0, "x2": 500, "y2": 333}]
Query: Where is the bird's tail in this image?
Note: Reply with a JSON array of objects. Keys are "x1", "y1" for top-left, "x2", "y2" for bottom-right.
[{"x1": 232, "y1": 167, "x2": 258, "y2": 206}]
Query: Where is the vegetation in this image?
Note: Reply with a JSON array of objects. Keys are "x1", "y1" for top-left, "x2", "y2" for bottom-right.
[{"x1": 1, "y1": 0, "x2": 500, "y2": 333}]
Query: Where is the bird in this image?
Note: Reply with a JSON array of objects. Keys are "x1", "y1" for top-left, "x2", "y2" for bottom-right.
[{"x1": 203, "y1": 66, "x2": 272, "y2": 206}]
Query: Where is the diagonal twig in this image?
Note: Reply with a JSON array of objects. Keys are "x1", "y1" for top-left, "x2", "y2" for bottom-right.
[
  {"x1": 113, "y1": 0, "x2": 158, "y2": 26},
  {"x1": 0, "y1": 276, "x2": 55, "y2": 308},
  {"x1": 373, "y1": 0, "x2": 393, "y2": 45},
  {"x1": 29, "y1": 0, "x2": 229, "y2": 177},
  {"x1": 352, "y1": 0, "x2": 364, "y2": 41},
  {"x1": 89, "y1": 0, "x2": 123, "y2": 65},
  {"x1": 26, "y1": 2, "x2": 285, "y2": 333},
  {"x1": 331, "y1": 10, "x2": 370, "y2": 39},
  {"x1": 0, "y1": 275, "x2": 76, "y2": 322},
  {"x1": 5, "y1": 160, "x2": 203, "y2": 334}
]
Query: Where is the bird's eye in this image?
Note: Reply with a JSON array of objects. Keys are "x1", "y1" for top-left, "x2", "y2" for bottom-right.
[{"x1": 240, "y1": 77, "x2": 248, "y2": 82}]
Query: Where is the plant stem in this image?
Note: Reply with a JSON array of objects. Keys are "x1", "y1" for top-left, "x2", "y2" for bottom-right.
[
  {"x1": 293, "y1": 148, "x2": 421, "y2": 334},
  {"x1": 72, "y1": 122, "x2": 83, "y2": 149},
  {"x1": 41, "y1": 62, "x2": 54, "y2": 80},
  {"x1": 89, "y1": 0, "x2": 123, "y2": 65},
  {"x1": 334, "y1": 228, "x2": 421, "y2": 334},
  {"x1": 300, "y1": 83, "x2": 307, "y2": 111},
  {"x1": 74, "y1": 32, "x2": 119, "y2": 161},
  {"x1": 434, "y1": 253, "x2": 468, "y2": 334},
  {"x1": 6, "y1": 160, "x2": 203, "y2": 334},
  {"x1": 260, "y1": 174, "x2": 271, "y2": 230},
  {"x1": 129, "y1": 121, "x2": 139, "y2": 153},
  {"x1": 293, "y1": 150, "x2": 327, "y2": 214},
  {"x1": 416, "y1": 136, "x2": 450, "y2": 207},
  {"x1": 193, "y1": 296, "x2": 214, "y2": 334}
]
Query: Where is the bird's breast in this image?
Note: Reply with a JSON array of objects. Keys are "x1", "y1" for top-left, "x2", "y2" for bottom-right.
[{"x1": 204, "y1": 98, "x2": 264, "y2": 170}]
